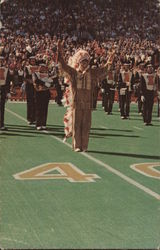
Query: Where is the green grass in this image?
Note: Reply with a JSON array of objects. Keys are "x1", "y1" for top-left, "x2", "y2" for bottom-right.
[{"x1": 0, "y1": 102, "x2": 160, "y2": 249}]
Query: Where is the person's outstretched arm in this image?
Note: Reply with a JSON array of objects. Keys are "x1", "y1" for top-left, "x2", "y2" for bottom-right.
[
  {"x1": 57, "y1": 40, "x2": 76, "y2": 78},
  {"x1": 91, "y1": 51, "x2": 115, "y2": 82}
]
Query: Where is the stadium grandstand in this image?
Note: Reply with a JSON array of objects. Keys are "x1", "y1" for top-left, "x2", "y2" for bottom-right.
[
  {"x1": 0, "y1": 0, "x2": 160, "y2": 101},
  {"x1": 0, "y1": 1, "x2": 160, "y2": 249}
]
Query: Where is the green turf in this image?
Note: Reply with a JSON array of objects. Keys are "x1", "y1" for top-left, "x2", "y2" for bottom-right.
[{"x1": 0, "y1": 102, "x2": 160, "y2": 249}]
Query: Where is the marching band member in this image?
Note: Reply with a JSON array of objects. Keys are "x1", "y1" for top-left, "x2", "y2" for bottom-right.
[
  {"x1": 133, "y1": 63, "x2": 146, "y2": 115},
  {"x1": 118, "y1": 63, "x2": 135, "y2": 119},
  {"x1": 115, "y1": 63, "x2": 121, "y2": 111},
  {"x1": 52, "y1": 66, "x2": 63, "y2": 106},
  {"x1": 156, "y1": 67, "x2": 160, "y2": 118},
  {"x1": 0, "y1": 56, "x2": 11, "y2": 130},
  {"x1": 17, "y1": 62, "x2": 25, "y2": 86},
  {"x1": 103, "y1": 63, "x2": 116, "y2": 115},
  {"x1": 100, "y1": 78, "x2": 105, "y2": 109},
  {"x1": 32, "y1": 64, "x2": 52, "y2": 130},
  {"x1": 57, "y1": 40, "x2": 114, "y2": 152},
  {"x1": 140, "y1": 64, "x2": 157, "y2": 125},
  {"x1": 8, "y1": 63, "x2": 16, "y2": 95},
  {"x1": 24, "y1": 56, "x2": 39, "y2": 125}
]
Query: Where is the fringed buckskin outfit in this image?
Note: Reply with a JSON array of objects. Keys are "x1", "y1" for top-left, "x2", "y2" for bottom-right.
[{"x1": 58, "y1": 49, "x2": 109, "y2": 151}]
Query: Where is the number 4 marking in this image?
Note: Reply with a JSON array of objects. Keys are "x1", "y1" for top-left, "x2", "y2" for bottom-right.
[{"x1": 13, "y1": 163, "x2": 100, "y2": 182}]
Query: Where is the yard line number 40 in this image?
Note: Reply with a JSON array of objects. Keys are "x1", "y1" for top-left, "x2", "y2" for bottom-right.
[{"x1": 13, "y1": 162, "x2": 160, "y2": 182}]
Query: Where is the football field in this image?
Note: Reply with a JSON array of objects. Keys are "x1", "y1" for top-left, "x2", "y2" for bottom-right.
[{"x1": 0, "y1": 101, "x2": 160, "y2": 249}]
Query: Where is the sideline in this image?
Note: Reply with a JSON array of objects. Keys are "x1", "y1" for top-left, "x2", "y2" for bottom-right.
[{"x1": 6, "y1": 107, "x2": 160, "y2": 200}]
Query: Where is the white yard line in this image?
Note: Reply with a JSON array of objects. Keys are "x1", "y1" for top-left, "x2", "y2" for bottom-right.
[
  {"x1": 6, "y1": 108, "x2": 160, "y2": 200},
  {"x1": 6, "y1": 108, "x2": 27, "y2": 122}
]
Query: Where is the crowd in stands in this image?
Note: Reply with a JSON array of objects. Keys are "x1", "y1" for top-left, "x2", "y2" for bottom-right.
[
  {"x1": 0, "y1": 0, "x2": 160, "y2": 88},
  {"x1": 1, "y1": 0, "x2": 160, "y2": 40}
]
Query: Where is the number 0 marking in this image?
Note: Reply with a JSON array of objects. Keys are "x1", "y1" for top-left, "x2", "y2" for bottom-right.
[
  {"x1": 13, "y1": 162, "x2": 100, "y2": 182},
  {"x1": 130, "y1": 162, "x2": 160, "y2": 179}
]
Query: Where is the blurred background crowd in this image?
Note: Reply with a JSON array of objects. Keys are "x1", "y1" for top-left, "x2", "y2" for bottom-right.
[
  {"x1": 1, "y1": 0, "x2": 160, "y2": 40},
  {"x1": 0, "y1": 0, "x2": 160, "y2": 88}
]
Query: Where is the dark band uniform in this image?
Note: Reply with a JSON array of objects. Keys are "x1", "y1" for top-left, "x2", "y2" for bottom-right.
[
  {"x1": 0, "y1": 64, "x2": 10, "y2": 129},
  {"x1": 50, "y1": 66, "x2": 63, "y2": 106},
  {"x1": 134, "y1": 68, "x2": 144, "y2": 114},
  {"x1": 103, "y1": 69, "x2": 116, "y2": 114},
  {"x1": 118, "y1": 67, "x2": 134, "y2": 118},
  {"x1": 32, "y1": 69, "x2": 52, "y2": 129},
  {"x1": 157, "y1": 70, "x2": 160, "y2": 117},
  {"x1": 140, "y1": 70, "x2": 157, "y2": 125},
  {"x1": 24, "y1": 63, "x2": 38, "y2": 124}
]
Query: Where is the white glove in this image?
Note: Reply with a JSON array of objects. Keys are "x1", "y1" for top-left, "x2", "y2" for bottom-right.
[
  {"x1": 141, "y1": 96, "x2": 145, "y2": 102},
  {"x1": 45, "y1": 82, "x2": 51, "y2": 88},
  {"x1": 120, "y1": 88, "x2": 127, "y2": 95},
  {"x1": 101, "y1": 88, "x2": 105, "y2": 93}
]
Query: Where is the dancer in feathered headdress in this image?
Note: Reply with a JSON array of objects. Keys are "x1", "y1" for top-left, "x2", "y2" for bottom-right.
[{"x1": 58, "y1": 41, "x2": 115, "y2": 152}]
